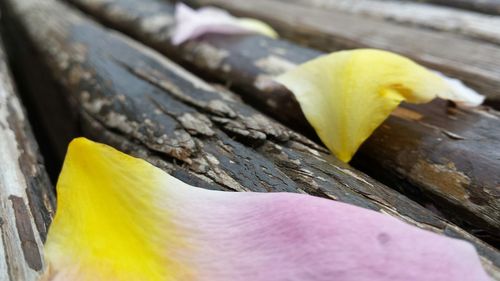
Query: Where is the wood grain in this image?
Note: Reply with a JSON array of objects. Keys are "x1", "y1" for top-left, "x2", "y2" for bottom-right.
[
  {"x1": 3, "y1": 0, "x2": 500, "y2": 278},
  {"x1": 398, "y1": 0, "x2": 500, "y2": 15},
  {"x1": 0, "y1": 38, "x2": 55, "y2": 281},
  {"x1": 281, "y1": 0, "x2": 500, "y2": 45},
  {"x1": 64, "y1": 0, "x2": 500, "y2": 247}
]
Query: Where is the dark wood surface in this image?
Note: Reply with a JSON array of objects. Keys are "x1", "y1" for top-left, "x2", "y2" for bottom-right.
[
  {"x1": 2, "y1": 0, "x2": 500, "y2": 278},
  {"x1": 64, "y1": 0, "x2": 500, "y2": 247},
  {"x1": 0, "y1": 38, "x2": 55, "y2": 281}
]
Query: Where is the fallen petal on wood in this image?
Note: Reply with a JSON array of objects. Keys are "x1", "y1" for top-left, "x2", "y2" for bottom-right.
[
  {"x1": 41, "y1": 137, "x2": 490, "y2": 280},
  {"x1": 172, "y1": 3, "x2": 277, "y2": 45},
  {"x1": 276, "y1": 49, "x2": 484, "y2": 162}
]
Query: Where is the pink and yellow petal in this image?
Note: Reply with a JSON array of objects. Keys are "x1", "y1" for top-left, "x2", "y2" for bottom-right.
[{"x1": 43, "y1": 138, "x2": 490, "y2": 281}]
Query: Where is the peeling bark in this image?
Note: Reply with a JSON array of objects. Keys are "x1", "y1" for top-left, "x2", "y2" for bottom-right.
[
  {"x1": 0, "y1": 38, "x2": 55, "y2": 281},
  {"x1": 64, "y1": 0, "x2": 500, "y2": 247}
]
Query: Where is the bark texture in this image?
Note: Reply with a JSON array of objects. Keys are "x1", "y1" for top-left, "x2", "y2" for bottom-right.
[
  {"x1": 65, "y1": 0, "x2": 500, "y2": 247},
  {"x1": 0, "y1": 38, "x2": 55, "y2": 280},
  {"x1": 2, "y1": 0, "x2": 500, "y2": 278}
]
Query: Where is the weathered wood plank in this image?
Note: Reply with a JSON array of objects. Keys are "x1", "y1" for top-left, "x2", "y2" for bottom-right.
[
  {"x1": 188, "y1": 0, "x2": 500, "y2": 108},
  {"x1": 3, "y1": 0, "x2": 500, "y2": 277},
  {"x1": 64, "y1": 0, "x2": 500, "y2": 246},
  {"x1": 398, "y1": 0, "x2": 500, "y2": 15},
  {"x1": 0, "y1": 38, "x2": 55, "y2": 280},
  {"x1": 281, "y1": 0, "x2": 500, "y2": 45}
]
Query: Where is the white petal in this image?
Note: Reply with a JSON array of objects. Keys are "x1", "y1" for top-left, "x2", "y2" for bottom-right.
[{"x1": 435, "y1": 72, "x2": 485, "y2": 107}]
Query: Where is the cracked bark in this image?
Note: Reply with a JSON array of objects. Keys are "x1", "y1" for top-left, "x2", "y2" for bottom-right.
[
  {"x1": 63, "y1": 0, "x2": 500, "y2": 247},
  {"x1": 0, "y1": 38, "x2": 55, "y2": 281},
  {"x1": 2, "y1": 0, "x2": 500, "y2": 278}
]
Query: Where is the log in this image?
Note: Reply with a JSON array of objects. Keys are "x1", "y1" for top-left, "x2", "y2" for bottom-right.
[
  {"x1": 0, "y1": 39, "x2": 55, "y2": 280},
  {"x1": 397, "y1": 0, "x2": 500, "y2": 15},
  {"x1": 187, "y1": 0, "x2": 500, "y2": 108},
  {"x1": 64, "y1": 0, "x2": 500, "y2": 247},
  {"x1": 281, "y1": 0, "x2": 500, "y2": 45},
  {"x1": 2, "y1": 0, "x2": 500, "y2": 278}
]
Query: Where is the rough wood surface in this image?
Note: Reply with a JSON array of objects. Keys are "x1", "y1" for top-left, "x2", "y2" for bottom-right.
[
  {"x1": 0, "y1": 39, "x2": 55, "y2": 280},
  {"x1": 3, "y1": 0, "x2": 500, "y2": 277},
  {"x1": 281, "y1": 0, "x2": 500, "y2": 45},
  {"x1": 398, "y1": 0, "x2": 500, "y2": 15},
  {"x1": 187, "y1": 0, "x2": 500, "y2": 108},
  {"x1": 64, "y1": 0, "x2": 500, "y2": 247}
]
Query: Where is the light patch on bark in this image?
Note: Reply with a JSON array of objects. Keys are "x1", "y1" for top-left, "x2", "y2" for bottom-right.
[
  {"x1": 254, "y1": 55, "x2": 297, "y2": 76},
  {"x1": 178, "y1": 113, "x2": 215, "y2": 136},
  {"x1": 81, "y1": 92, "x2": 112, "y2": 113},
  {"x1": 253, "y1": 74, "x2": 283, "y2": 93},
  {"x1": 207, "y1": 100, "x2": 237, "y2": 118},
  {"x1": 103, "y1": 111, "x2": 137, "y2": 135},
  {"x1": 391, "y1": 107, "x2": 423, "y2": 121},
  {"x1": 335, "y1": 167, "x2": 374, "y2": 188},
  {"x1": 188, "y1": 42, "x2": 230, "y2": 70},
  {"x1": 197, "y1": 150, "x2": 248, "y2": 192},
  {"x1": 411, "y1": 160, "x2": 470, "y2": 200},
  {"x1": 140, "y1": 14, "x2": 174, "y2": 34}
]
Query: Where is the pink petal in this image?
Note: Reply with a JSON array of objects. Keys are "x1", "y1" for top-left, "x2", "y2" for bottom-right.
[{"x1": 172, "y1": 3, "x2": 272, "y2": 45}]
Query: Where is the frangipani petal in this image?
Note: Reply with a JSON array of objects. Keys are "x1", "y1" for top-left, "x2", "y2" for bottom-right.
[
  {"x1": 172, "y1": 3, "x2": 277, "y2": 45},
  {"x1": 43, "y1": 138, "x2": 490, "y2": 281},
  {"x1": 275, "y1": 49, "x2": 451, "y2": 162}
]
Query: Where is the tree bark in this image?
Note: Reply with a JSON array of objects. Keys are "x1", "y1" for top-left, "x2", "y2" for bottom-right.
[
  {"x1": 2, "y1": 0, "x2": 500, "y2": 278},
  {"x1": 65, "y1": 0, "x2": 500, "y2": 247},
  {"x1": 0, "y1": 38, "x2": 55, "y2": 281}
]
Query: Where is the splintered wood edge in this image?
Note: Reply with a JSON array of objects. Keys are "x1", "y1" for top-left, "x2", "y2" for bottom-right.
[{"x1": 0, "y1": 39, "x2": 55, "y2": 280}]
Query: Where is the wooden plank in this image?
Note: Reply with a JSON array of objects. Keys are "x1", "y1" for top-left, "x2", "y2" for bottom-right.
[
  {"x1": 0, "y1": 38, "x2": 55, "y2": 280},
  {"x1": 3, "y1": 0, "x2": 500, "y2": 277},
  {"x1": 280, "y1": 0, "x2": 500, "y2": 45},
  {"x1": 398, "y1": 0, "x2": 500, "y2": 15},
  {"x1": 188, "y1": 0, "x2": 500, "y2": 108},
  {"x1": 64, "y1": 0, "x2": 500, "y2": 247}
]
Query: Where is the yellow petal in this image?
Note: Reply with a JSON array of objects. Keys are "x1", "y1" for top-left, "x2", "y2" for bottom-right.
[
  {"x1": 275, "y1": 49, "x2": 449, "y2": 162},
  {"x1": 237, "y1": 18, "x2": 278, "y2": 38},
  {"x1": 44, "y1": 138, "x2": 191, "y2": 281}
]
